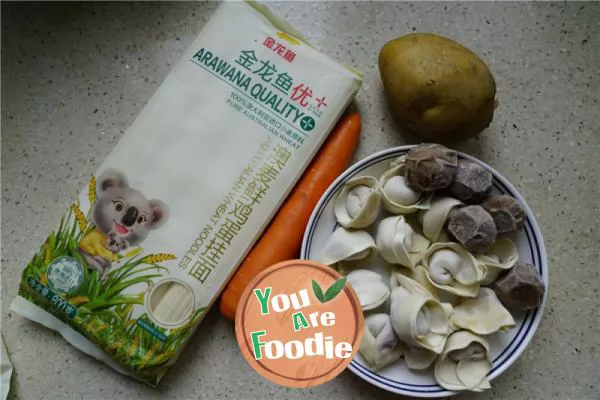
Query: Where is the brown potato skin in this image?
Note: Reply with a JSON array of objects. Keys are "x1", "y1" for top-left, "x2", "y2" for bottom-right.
[{"x1": 379, "y1": 33, "x2": 496, "y2": 142}]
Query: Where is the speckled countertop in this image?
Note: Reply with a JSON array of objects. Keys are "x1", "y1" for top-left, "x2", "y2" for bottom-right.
[{"x1": 1, "y1": 2, "x2": 598, "y2": 399}]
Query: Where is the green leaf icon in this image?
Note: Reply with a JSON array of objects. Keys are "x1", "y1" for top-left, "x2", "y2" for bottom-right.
[
  {"x1": 323, "y1": 277, "x2": 347, "y2": 303},
  {"x1": 312, "y1": 279, "x2": 325, "y2": 303}
]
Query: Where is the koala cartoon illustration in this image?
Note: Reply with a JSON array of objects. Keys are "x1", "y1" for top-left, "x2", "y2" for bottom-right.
[{"x1": 78, "y1": 168, "x2": 169, "y2": 281}]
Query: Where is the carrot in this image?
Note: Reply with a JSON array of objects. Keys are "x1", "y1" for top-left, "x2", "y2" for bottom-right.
[{"x1": 219, "y1": 112, "x2": 362, "y2": 320}]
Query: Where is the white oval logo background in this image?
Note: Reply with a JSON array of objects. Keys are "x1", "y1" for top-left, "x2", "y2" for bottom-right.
[{"x1": 47, "y1": 256, "x2": 84, "y2": 293}]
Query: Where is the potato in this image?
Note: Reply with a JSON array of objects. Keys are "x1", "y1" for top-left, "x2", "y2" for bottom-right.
[{"x1": 379, "y1": 33, "x2": 496, "y2": 142}]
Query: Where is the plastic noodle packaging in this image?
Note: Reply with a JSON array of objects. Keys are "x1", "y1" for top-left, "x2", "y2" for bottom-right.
[{"x1": 10, "y1": 1, "x2": 362, "y2": 385}]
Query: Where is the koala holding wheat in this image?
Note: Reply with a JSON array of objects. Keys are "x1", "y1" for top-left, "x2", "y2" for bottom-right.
[{"x1": 78, "y1": 169, "x2": 169, "y2": 281}]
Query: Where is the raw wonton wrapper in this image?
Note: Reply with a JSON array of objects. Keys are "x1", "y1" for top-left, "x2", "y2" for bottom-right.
[
  {"x1": 376, "y1": 215, "x2": 430, "y2": 269},
  {"x1": 380, "y1": 156, "x2": 432, "y2": 214},
  {"x1": 321, "y1": 227, "x2": 376, "y2": 266},
  {"x1": 451, "y1": 288, "x2": 516, "y2": 335},
  {"x1": 333, "y1": 176, "x2": 381, "y2": 229},
  {"x1": 335, "y1": 258, "x2": 370, "y2": 275},
  {"x1": 422, "y1": 242, "x2": 486, "y2": 298},
  {"x1": 404, "y1": 346, "x2": 438, "y2": 370},
  {"x1": 442, "y1": 303, "x2": 459, "y2": 334},
  {"x1": 477, "y1": 238, "x2": 519, "y2": 285},
  {"x1": 434, "y1": 331, "x2": 493, "y2": 392},
  {"x1": 359, "y1": 313, "x2": 404, "y2": 370},
  {"x1": 391, "y1": 271, "x2": 457, "y2": 335},
  {"x1": 418, "y1": 196, "x2": 463, "y2": 242},
  {"x1": 347, "y1": 269, "x2": 390, "y2": 311},
  {"x1": 392, "y1": 265, "x2": 460, "y2": 305},
  {"x1": 390, "y1": 267, "x2": 432, "y2": 297},
  {"x1": 389, "y1": 274, "x2": 450, "y2": 354}
]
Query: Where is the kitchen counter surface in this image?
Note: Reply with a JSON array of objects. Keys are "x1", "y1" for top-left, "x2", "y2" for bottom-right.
[{"x1": 2, "y1": 2, "x2": 598, "y2": 399}]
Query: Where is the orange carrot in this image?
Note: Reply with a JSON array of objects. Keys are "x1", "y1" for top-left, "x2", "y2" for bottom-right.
[{"x1": 219, "y1": 113, "x2": 362, "y2": 320}]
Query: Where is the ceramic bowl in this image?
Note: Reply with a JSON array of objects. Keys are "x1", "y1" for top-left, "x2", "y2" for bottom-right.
[{"x1": 300, "y1": 145, "x2": 548, "y2": 397}]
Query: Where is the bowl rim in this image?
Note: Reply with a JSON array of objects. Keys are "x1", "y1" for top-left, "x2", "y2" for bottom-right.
[{"x1": 300, "y1": 145, "x2": 548, "y2": 398}]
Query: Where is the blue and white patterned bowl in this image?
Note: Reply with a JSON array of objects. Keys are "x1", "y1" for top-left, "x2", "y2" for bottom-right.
[{"x1": 301, "y1": 146, "x2": 548, "y2": 397}]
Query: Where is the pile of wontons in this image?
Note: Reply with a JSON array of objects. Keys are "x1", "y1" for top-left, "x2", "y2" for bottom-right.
[{"x1": 320, "y1": 153, "x2": 524, "y2": 393}]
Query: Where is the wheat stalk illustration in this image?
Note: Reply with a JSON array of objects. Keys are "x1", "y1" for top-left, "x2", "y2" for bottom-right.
[
  {"x1": 44, "y1": 241, "x2": 52, "y2": 264},
  {"x1": 141, "y1": 254, "x2": 177, "y2": 264},
  {"x1": 128, "y1": 334, "x2": 141, "y2": 358},
  {"x1": 68, "y1": 296, "x2": 89, "y2": 306},
  {"x1": 139, "y1": 342, "x2": 162, "y2": 368},
  {"x1": 88, "y1": 175, "x2": 97, "y2": 204},
  {"x1": 71, "y1": 203, "x2": 88, "y2": 231}
]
